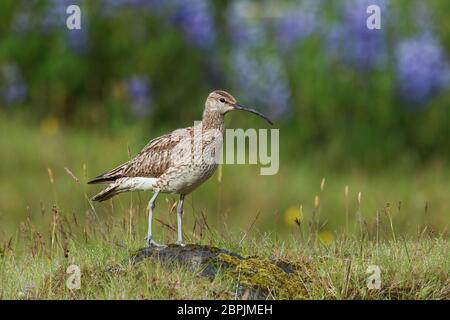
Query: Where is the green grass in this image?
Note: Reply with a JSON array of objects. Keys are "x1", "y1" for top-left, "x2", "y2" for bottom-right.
[
  {"x1": 1, "y1": 115, "x2": 449, "y2": 238},
  {"x1": 0, "y1": 116, "x2": 449, "y2": 299},
  {"x1": 1, "y1": 221, "x2": 449, "y2": 299}
]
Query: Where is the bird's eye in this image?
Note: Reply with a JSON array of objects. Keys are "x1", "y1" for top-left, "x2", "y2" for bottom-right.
[{"x1": 219, "y1": 98, "x2": 225, "y2": 103}]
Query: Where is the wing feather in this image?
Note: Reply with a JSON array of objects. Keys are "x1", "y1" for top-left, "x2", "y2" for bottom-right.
[{"x1": 88, "y1": 127, "x2": 193, "y2": 184}]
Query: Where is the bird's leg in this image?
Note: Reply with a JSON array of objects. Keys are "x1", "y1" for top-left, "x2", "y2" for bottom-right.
[
  {"x1": 175, "y1": 194, "x2": 186, "y2": 246},
  {"x1": 146, "y1": 191, "x2": 165, "y2": 247}
]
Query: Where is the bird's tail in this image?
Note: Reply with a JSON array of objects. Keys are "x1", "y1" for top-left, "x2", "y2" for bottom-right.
[
  {"x1": 88, "y1": 162, "x2": 128, "y2": 184},
  {"x1": 91, "y1": 185, "x2": 121, "y2": 202}
]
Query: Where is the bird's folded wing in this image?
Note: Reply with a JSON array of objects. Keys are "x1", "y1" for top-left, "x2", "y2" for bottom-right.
[
  {"x1": 123, "y1": 133, "x2": 184, "y2": 178},
  {"x1": 88, "y1": 127, "x2": 194, "y2": 184}
]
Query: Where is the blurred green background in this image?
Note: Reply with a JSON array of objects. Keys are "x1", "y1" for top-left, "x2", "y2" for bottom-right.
[{"x1": 0, "y1": 0, "x2": 449, "y2": 242}]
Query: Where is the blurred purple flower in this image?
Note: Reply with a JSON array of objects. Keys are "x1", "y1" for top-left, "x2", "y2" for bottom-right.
[
  {"x1": 102, "y1": 0, "x2": 165, "y2": 12},
  {"x1": 395, "y1": 34, "x2": 450, "y2": 105},
  {"x1": 66, "y1": 21, "x2": 89, "y2": 54},
  {"x1": 126, "y1": 75, "x2": 152, "y2": 117},
  {"x1": 227, "y1": 1, "x2": 265, "y2": 48},
  {"x1": 102, "y1": 0, "x2": 215, "y2": 50},
  {"x1": 1, "y1": 65, "x2": 28, "y2": 105},
  {"x1": 327, "y1": 0, "x2": 390, "y2": 70},
  {"x1": 42, "y1": 0, "x2": 88, "y2": 54},
  {"x1": 231, "y1": 48, "x2": 291, "y2": 119},
  {"x1": 173, "y1": 0, "x2": 215, "y2": 49},
  {"x1": 227, "y1": 1, "x2": 291, "y2": 118},
  {"x1": 276, "y1": 0, "x2": 321, "y2": 50},
  {"x1": 42, "y1": 0, "x2": 76, "y2": 31}
]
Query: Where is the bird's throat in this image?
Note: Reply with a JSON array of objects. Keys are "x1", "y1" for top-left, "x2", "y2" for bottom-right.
[{"x1": 201, "y1": 110, "x2": 225, "y2": 133}]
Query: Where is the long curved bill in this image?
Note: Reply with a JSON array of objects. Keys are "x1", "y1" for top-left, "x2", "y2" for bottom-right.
[{"x1": 233, "y1": 103, "x2": 273, "y2": 125}]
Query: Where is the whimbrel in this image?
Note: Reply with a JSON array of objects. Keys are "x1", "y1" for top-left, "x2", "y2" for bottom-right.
[{"x1": 89, "y1": 90, "x2": 272, "y2": 247}]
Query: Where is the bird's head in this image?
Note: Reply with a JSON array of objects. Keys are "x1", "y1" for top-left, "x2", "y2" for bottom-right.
[{"x1": 205, "y1": 90, "x2": 273, "y2": 125}]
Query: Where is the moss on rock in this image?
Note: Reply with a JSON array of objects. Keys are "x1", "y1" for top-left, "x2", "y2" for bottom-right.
[
  {"x1": 216, "y1": 253, "x2": 306, "y2": 299},
  {"x1": 132, "y1": 244, "x2": 306, "y2": 299}
]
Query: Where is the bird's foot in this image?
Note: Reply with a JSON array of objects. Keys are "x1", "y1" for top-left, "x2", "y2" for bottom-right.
[
  {"x1": 175, "y1": 240, "x2": 186, "y2": 247},
  {"x1": 146, "y1": 237, "x2": 167, "y2": 248}
]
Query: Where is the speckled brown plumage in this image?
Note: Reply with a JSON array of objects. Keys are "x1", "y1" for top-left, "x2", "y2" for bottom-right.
[
  {"x1": 89, "y1": 90, "x2": 235, "y2": 201},
  {"x1": 89, "y1": 90, "x2": 272, "y2": 246}
]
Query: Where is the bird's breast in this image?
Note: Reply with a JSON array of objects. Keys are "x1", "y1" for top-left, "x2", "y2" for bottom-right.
[
  {"x1": 156, "y1": 135, "x2": 222, "y2": 194},
  {"x1": 156, "y1": 162, "x2": 218, "y2": 194}
]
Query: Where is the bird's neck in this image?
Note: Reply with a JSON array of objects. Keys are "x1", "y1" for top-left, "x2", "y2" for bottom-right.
[{"x1": 201, "y1": 110, "x2": 225, "y2": 133}]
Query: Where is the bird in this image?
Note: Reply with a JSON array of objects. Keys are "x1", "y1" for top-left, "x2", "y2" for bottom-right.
[{"x1": 88, "y1": 90, "x2": 273, "y2": 247}]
